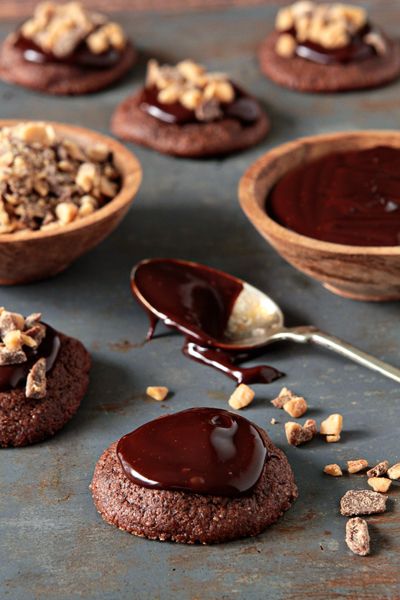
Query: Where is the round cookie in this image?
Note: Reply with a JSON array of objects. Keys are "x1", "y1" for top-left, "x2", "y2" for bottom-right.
[
  {"x1": 111, "y1": 91, "x2": 270, "y2": 158},
  {"x1": 259, "y1": 31, "x2": 400, "y2": 93},
  {"x1": 0, "y1": 333, "x2": 90, "y2": 447},
  {"x1": 0, "y1": 33, "x2": 136, "y2": 95},
  {"x1": 91, "y1": 428, "x2": 297, "y2": 544}
]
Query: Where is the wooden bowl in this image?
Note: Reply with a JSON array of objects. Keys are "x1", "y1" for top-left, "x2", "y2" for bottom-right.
[
  {"x1": 239, "y1": 131, "x2": 400, "y2": 301},
  {"x1": 0, "y1": 120, "x2": 142, "y2": 284}
]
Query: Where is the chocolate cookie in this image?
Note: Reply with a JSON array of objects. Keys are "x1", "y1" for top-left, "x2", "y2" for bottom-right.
[
  {"x1": 259, "y1": 31, "x2": 400, "y2": 93},
  {"x1": 0, "y1": 333, "x2": 90, "y2": 447},
  {"x1": 259, "y1": 2, "x2": 400, "y2": 93},
  {"x1": 91, "y1": 409, "x2": 297, "y2": 544},
  {"x1": 111, "y1": 59, "x2": 269, "y2": 157},
  {"x1": 0, "y1": 2, "x2": 137, "y2": 95}
]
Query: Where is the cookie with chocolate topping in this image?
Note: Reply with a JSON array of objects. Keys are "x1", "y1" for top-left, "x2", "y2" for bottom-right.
[
  {"x1": 0, "y1": 308, "x2": 90, "y2": 447},
  {"x1": 259, "y1": 1, "x2": 400, "y2": 92},
  {"x1": 0, "y1": 2, "x2": 136, "y2": 95},
  {"x1": 91, "y1": 408, "x2": 297, "y2": 544},
  {"x1": 111, "y1": 60, "x2": 269, "y2": 157}
]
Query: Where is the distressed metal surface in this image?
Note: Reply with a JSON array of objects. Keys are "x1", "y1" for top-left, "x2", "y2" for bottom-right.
[{"x1": 0, "y1": 3, "x2": 399, "y2": 599}]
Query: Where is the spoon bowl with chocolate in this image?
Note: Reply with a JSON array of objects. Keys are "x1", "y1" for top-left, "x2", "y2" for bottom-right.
[
  {"x1": 132, "y1": 258, "x2": 400, "y2": 384},
  {"x1": 0, "y1": 120, "x2": 142, "y2": 284},
  {"x1": 240, "y1": 131, "x2": 400, "y2": 302}
]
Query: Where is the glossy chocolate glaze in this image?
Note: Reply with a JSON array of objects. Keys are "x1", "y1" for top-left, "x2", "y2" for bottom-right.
[
  {"x1": 140, "y1": 84, "x2": 262, "y2": 125},
  {"x1": 0, "y1": 326, "x2": 60, "y2": 392},
  {"x1": 117, "y1": 407, "x2": 268, "y2": 496},
  {"x1": 284, "y1": 24, "x2": 376, "y2": 65},
  {"x1": 131, "y1": 259, "x2": 283, "y2": 385},
  {"x1": 14, "y1": 33, "x2": 122, "y2": 69},
  {"x1": 267, "y1": 146, "x2": 400, "y2": 247}
]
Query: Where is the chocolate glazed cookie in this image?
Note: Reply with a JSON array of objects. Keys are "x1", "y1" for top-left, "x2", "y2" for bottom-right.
[
  {"x1": 0, "y1": 333, "x2": 90, "y2": 447},
  {"x1": 0, "y1": 34, "x2": 136, "y2": 95},
  {"x1": 91, "y1": 427, "x2": 297, "y2": 544},
  {"x1": 259, "y1": 31, "x2": 400, "y2": 93}
]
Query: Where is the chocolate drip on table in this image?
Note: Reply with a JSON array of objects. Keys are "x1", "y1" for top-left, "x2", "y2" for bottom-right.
[
  {"x1": 139, "y1": 84, "x2": 262, "y2": 125},
  {"x1": 14, "y1": 33, "x2": 122, "y2": 69},
  {"x1": 117, "y1": 407, "x2": 268, "y2": 496},
  {"x1": 0, "y1": 325, "x2": 60, "y2": 392},
  {"x1": 267, "y1": 146, "x2": 400, "y2": 247},
  {"x1": 131, "y1": 259, "x2": 282, "y2": 385}
]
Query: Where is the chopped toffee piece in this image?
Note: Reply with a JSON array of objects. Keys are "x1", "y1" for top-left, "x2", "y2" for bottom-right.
[
  {"x1": 326, "y1": 434, "x2": 341, "y2": 443},
  {"x1": 285, "y1": 418, "x2": 317, "y2": 446},
  {"x1": 228, "y1": 383, "x2": 255, "y2": 410},
  {"x1": 0, "y1": 122, "x2": 120, "y2": 233},
  {"x1": 146, "y1": 386, "x2": 169, "y2": 402},
  {"x1": 367, "y1": 477, "x2": 392, "y2": 493},
  {"x1": 366, "y1": 461, "x2": 389, "y2": 478},
  {"x1": 26, "y1": 357, "x2": 47, "y2": 399},
  {"x1": 340, "y1": 490, "x2": 388, "y2": 516},
  {"x1": 271, "y1": 387, "x2": 307, "y2": 417},
  {"x1": 324, "y1": 464, "x2": 343, "y2": 477},
  {"x1": 345, "y1": 517, "x2": 370, "y2": 556},
  {"x1": 387, "y1": 463, "x2": 400, "y2": 480},
  {"x1": 320, "y1": 414, "x2": 343, "y2": 437},
  {"x1": 347, "y1": 459, "x2": 369, "y2": 474}
]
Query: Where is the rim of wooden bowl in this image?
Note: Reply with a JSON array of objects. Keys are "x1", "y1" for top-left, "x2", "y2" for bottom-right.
[
  {"x1": 0, "y1": 119, "x2": 142, "y2": 243},
  {"x1": 239, "y1": 130, "x2": 400, "y2": 256}
]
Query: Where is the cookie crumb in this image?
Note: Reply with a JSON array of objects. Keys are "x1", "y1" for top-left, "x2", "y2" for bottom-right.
[
  {"x1": 347, "y1": 459, "x2": 368, "y2": 474},
  {"x1": 367, "y1": 477, "x2": 392, "y2": 493},
  {"x1": 324, "y1": 464, "x2": 342, "y2": 477},
  {"x1": 340, "y1": 489, "x2": 387, "y2": 516},
  {"x1": 366, "y1": 461, "x2": 389, "y2": 478},
  {"x1": 285, "y1": 418, "x2": 317, "y2": 446},
  {"x1": 270, "y1": 417, "x2": 278, "y2": 425},
  {"x1": 228, "y1": 384, "x2": 255, "y2": 410},
  {"x1": 345, "y1": 517, "x2": 370, "y2": 556},
  {"x1": 146, "y1": 386, "x2": 169, "y2": 402}
]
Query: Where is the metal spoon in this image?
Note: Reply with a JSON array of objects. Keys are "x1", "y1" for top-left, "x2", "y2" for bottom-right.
[{"x1": 132, "y1": 259, "x2": 400, "y2": 384}]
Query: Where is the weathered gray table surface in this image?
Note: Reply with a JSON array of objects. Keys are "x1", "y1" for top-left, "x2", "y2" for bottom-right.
[{"x1": 0, "y1": 3, "x2": 399, "y2": 599}]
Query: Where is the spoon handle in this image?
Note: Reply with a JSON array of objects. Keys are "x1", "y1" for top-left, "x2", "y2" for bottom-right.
[{"x1": 274, "y1": 326, "x2": 400, "y2": 384}]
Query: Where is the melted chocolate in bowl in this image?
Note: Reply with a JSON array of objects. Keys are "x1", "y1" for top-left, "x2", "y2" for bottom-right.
[
  {"x1": 140, "y1": 84, "x2": 262, "y2": 125},
  {"x1": 14, "y1": 34, "x2": 122, "y2": 69},
  {"x1": 131, "y1": 259, "x2": 283, "y2": 385},
  {"x1": 267, "y1": 146, "x2": 400, "y2": 247},
  {"x1": 0, "y1": 326, "x2": 60, "y2": 391},
  {"x1": 117, "y1": 407, "x2": 267, "y2": 496}
]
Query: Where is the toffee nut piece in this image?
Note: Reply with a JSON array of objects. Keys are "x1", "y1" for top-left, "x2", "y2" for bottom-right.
[
  {"x1": 271, "y1": 387, "x2": 307, "y2": 417},
  {"x1": 367, "y1": 477, "x2": 392, "y2": 493},
  {"x1": 146, "y1": 386, "x2": 169, "y2": 402},
  {"x1": 320, "y1": 414, "x2": 343, "y2": 437},
  {"x1": 323, "y1": 464, "x2": 343, "y2": 477},
  {"x1": 366, "y1": 461, "x2": 389, "y2": 478},
  {"x1": 345, "y1": 517, "x2": 370, "y2": 556},
  {"x1": 387, "y1": 463, "x2": 400, "y2": 480},
  {"x1": 26, "y1": 357, "x2": 47, "y2": 399},
  {"x1": 285, "y1": 418, "x2": 317, "y2": 446},
  {"x1": 347, "y1": 459, "x2": 369, "y2": 474},
  {"x1": 228, "y1": 384, "x2": 255, "y2": 410},
  {"x1": 340, "y1": 490, "x2": 388, "y2": 516}
]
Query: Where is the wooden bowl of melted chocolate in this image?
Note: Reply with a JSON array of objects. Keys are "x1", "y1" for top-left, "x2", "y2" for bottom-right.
[
  {"x1": 0, "y1": 120, "x2": 141, "y2": 284},
  {"x1": 239, "y1": 131, "x2": 400, "y2": 301}
]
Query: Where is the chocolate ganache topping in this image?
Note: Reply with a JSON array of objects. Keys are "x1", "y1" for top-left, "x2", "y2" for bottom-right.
[
  {"x1": 275, "y1": 2, "x2": 387, "y2": 65},
  {"x1": 117, "y1": 407, "x2": 268, "y2": 497},
  {"x1": 140, "y1": 59, "x2": 262, "y2": 125},
  {"x1": 267, "y1": 146, "x2": 400, "y2": 247},
  {"x1": 131, "y1": 259, "x2": 283, "y2": 385},
  {"x1": 15, "y1": 2, "x2": 126, "y2": 69},
  {"x1": 0, "y1": 309, "x2": 60, "y2": 398}
]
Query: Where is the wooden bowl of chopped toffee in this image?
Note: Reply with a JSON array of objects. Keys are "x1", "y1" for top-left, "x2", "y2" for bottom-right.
[
  {"x1": 239, "y1": 131, "x2": 400, "y2": 301},
  {"x1": 0, "y1": 120, "x2": 142, "y2": 284}
]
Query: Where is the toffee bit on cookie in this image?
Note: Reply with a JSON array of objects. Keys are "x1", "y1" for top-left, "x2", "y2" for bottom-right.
[
  {"x1": 146, "y1": 386, "x2": 169, "y2": 402},
  {"x1": 285, "y1": 418, "x2": 317, "y2": 446},
  {"x1": 366, "y1": 461, "x2": 389, "y2": 478},
  {"x1": 345, "y1": 517, "x2": 370, "y2": 556},
  {"x1": 324, "y1": 464, "x2": 343, "y2": 477},
  {"x1": 320, "y1": 413, "x2": 343, "y2": 438},
  {"x1": 340, "y1": 490, "x2": 388, "y2": 517},
  {"x1": 0, "y1": 347, "x2": 26, "y2": 365},
  {"x1": 26, "y1": 357, "x2": 47, "y2": 399},
  {"x1": 228, "y1": 384, "x2": 255, "y2": 410},
  {"x1": 271, "y1": 387, "x2": 307, "y2": 417},
  {"x1": 387, "y1": 463, "x2": 400, "y2": 480},
  {"x1": 367, "y1": 477, "x2": 392, "y2": 493},
  {"x1": 347, "y1": 459, "x2": 369, "y2": 474}
]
